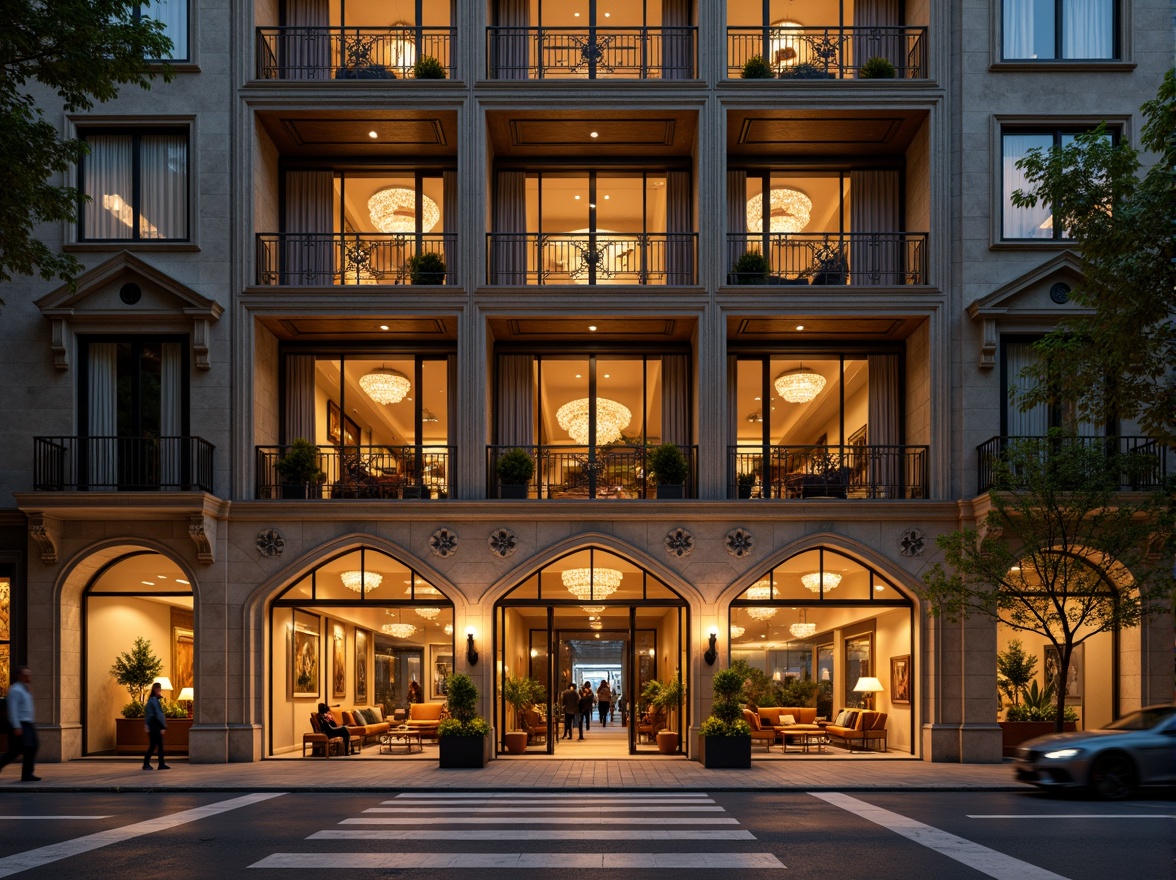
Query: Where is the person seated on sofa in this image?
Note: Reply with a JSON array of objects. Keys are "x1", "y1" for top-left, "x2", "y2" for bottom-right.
[{"x1": 315, "y1": 703, "x2": 351, "y2": 753}]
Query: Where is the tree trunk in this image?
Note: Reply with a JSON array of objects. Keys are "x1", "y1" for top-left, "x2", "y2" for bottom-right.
[{"x1": 1055, "y1": 643, "x2": 1072, "y2": 734}]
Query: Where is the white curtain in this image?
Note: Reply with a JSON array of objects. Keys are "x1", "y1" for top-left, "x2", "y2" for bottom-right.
[
  {"x1": 492, "y1": 171, "x2": 528, "y2": 284},
  {"x1": 83, "y1": 136, "x2": 133, "y2": 240},
  {"x1": 1062, "y1": 0, "x2": 1113, "y2": 58},
  {"x1": 849, "y1": 170, "x2": 900, "y2": 284},
  {"x1": 854, "y1": 0, "x2": 901, "y2": 73},
  {"x1": 88, "y1": 343, "x2": 118, "y2": 488},
  {"x1": 442, "y1": 170, "x2": 457, "y2": 281},
  {"x1": 494, "y1": 0, "x2": 530, "y2": 79},
  {"x1": 726, "y1": 171, "x2": 747, "y2": 281},
  {"x1": 1003, "y1": 0, "x2": 1037, "y2": 58},
  {"x1": 867, "y1": 354, "x2": 901, "y2": 497},
  {"x1": 660, "y1": 355, "x2": 690, "y2": 446},
  {"x1": 1005, "y1": 343, "x2": 1049, "y2": 436},
  {"x1": 665, "y1": 170, "x2": 692, "y2": 285},
  {"x1": 1002, "y1": 134, "x2": 1054, "y2": 238},
  {"x1": 284, "y1": 0, "x2": 330, "y2": 80},
  {"x1": 160, "y1": 343, "x2": 183, "y2": 487},
  {"x1": 143, "y1": 0, "x2": 189, "y2": 59},
  {"x1": 284, "y1": 354, "x2": 317, "y2": 444},
  {"x1": 284, "y1": 170, "x2": 334, "y2": 284},
  {"x1": 496, "y1": 355, "x2": 534, "y2": 447},
  {"x1": 140, "y1": 134, "x2": 188, "y2": 240},
  {"x1": 661, "y1": 0, "x2": 692, "y2": 80}
]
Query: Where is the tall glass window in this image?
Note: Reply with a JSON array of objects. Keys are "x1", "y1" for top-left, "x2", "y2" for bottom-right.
[
  {"x1": 1003, "y1": 0, "x2": 1116, "y2": 60},
  {"x1": 1001, "y1": 129, "x2": 1115, "y2": 240},
  {"x1": 139, "y1": 0, "x2": 189, "y2": 61},
  {"x1": 80, "y1": 131, "x2": 189, "y2": 241}
]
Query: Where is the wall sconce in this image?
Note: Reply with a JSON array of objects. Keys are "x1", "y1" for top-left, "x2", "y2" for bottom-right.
[
  {"x1": 466, "y1": 626, "x2": 479, "y2": 666},
  {"x1": 704, "y1": 626, "x2": 719, "y2": 666}
]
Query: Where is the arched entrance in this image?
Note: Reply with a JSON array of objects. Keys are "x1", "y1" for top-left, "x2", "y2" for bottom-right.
[
  {"x1": 267, "y1": 547, "x2": 455, "y2": 756},
  {"x1": 730, "y1": 546, "x2": 915, "y2": 755},
  {"x1": 83, "y1": 551, "x2": 194, "y2": 756},
  {"x1": 495, "y1": 547, "x2": 689, "y2": 755}
]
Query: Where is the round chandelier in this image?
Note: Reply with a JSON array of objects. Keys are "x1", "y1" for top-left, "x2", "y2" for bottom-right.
[
  {"x1": 405, "y1": 584, "x2": 443, "y2": 597},
  {"x1": 746, "y1": 187, "x2": 812, "y2": 234},
  {"x1": 769, "y1": 20, "x2": 803, "y2": 71},
  {"x1": 381, "y1": 622, "x2": 418, "y2": 638},
  {"x1": 774, "y1": 365, "x2": 826, "y2": 403},
  {"x1": 729, "y1": 625, "x2": 746, "y2": 639},
  {"x1": 339, "y1": 570, "x2": 382, "y2": 593},
  {"x1": 359, "y1": 367, "x2": 411, "y2": 405},
  {"x1": 746, "y1": 607, "x2": 777, "y2": 621},
  {"x1": 414, "y1": 607, "x2": 441, "y2": 620},
  {"x1": 561, "y1": 568, "x2": 622, "y2": 601},
  {"x1": 789, "y1": 608, "x2": 817, "y2": 639},
  {"x1": 746, "y1": 579, "x2": 772, "y2": 600},
  {"x1": 581, "y1": 605, "x2": 606, "y2": 614},
  {"x1": 443, "y1": 623, "x2": 453, "y2": 635},
  {"x1": 556, "y1": 397, "x2": 632, "y2": 445},
  {"x1": 367, "y1": 187, "x2": 439, "y2": 233},
  {"x1": 801, "y1": 571, "x2": 842, "y2": 593},
  {"x1": 389, "y1": 20, "x2": 417, "y2": 73}
]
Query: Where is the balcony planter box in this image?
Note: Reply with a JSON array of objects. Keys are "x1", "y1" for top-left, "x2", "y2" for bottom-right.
[
  {"x1": 401, "y1": 484, "x2": 425, "y2": 499},
  {"x1": 114, "y1": 717, "x2": 192, "y2": 755},
  {"x1": 499, "y1": 484, "x2": 528, "y2": 499},
  {"x1": 699, "y1": 733, "x2": 751, "y2": 769},
  {"x1": 439, "y1": 734, "x2": 492, "y2": 768},
  {"x1": 656, "y1": 483, "x2": 684, "y2": 499},
  {"x1": 1000, "y1": 721, "x2": 1076, "y2": 757},
  {"x1": 280, "y1": 482, "x2": 316, "y2": 500}
]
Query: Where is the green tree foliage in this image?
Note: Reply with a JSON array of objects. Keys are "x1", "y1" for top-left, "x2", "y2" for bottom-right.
[
  {"x1": 0, "y1": 2, "x2": 173, "y2": 287},
  {"x1": 1010, "y1": 70, "x2": 1176, "y2": 447},
  {"x1": 996, "y1": 639, "x2": 1038, "y2": 708},
  {"x1": 109, "y1": 636, "x2": 164, "y2": 707},
  {"x1": 917, "y1": 435, "x2": 1174, "y2": 731}
]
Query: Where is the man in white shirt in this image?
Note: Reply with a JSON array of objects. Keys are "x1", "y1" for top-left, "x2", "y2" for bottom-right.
[{"x1": 0, "y1": 666, "x2": 39, "y2": 782}]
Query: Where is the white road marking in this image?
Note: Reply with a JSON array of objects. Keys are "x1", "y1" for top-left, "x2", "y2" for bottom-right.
[
  {"x1": 250, "y1": 852, "x2": 784, "y2": 869},
  {"x1": 812, "y1": 792, "x2": 1070, "y2": 880},
  {"x1": 311, "y1": 829, "x2": 757, "y2": 841},
  {"x1": 0, "y1": 817, "x2": 112, "y2": 821},
  {"x1": 0, "y1": 793, "x2": 285, "y2": 879},
  {"x1": 364, "y1": 805, "x2": 724, "y2": 813},
  {"x1": 968, "y1": 814, "x2": 1175, "y2": 819},
  {"x1": 391, "y1": 791, "x2": 707, "y2": 799},
  {"x1": 342, "y1": 816, "x2": 740, "y2": 825},
  {"x1": 380, "y1": 797, "x2": 715, "y2": 805}
]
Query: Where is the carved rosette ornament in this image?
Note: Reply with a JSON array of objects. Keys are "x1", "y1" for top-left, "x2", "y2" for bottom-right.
[
  {"x1": 899, "y1": 528, "x2": 926, "y2": 558},
  {"x1": 429, "y1": 528, "x2": 459, "y2": 558},
  {"x1": 488, "y1": 528, "x2": 518, "y2": 558},
  {"x1": 256, "y1": 529, "x2": 285, "y2": 558},
  {"x1": 725, "y1": 528, "x2": 754, "y2": 558},
  {"x1": 664, "y1": 528, "x2": 695, "y2": 558}
]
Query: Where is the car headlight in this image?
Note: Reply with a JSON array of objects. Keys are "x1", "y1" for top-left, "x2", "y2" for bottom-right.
[{"x1": 1043, "y1": 748, "x2": 1084, "y2": 759}]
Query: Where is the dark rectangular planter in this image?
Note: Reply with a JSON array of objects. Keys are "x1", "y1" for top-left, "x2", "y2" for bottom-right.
[
  {"x1": 699, "y1": 734, "x2": 751, "y2": 769},
  {"x1": 499, "y1": 484, "x2": 529, "y2": 499},
  {"x1": 656, "y1": 483, "x2": 685, "y2": 500},
  {"x1": 438, "y1": 734, "x2": 491, "y2": 768},
  {"x1": 115, "y1": 717, "x2": 192, "y2": 755},
  {"x1": 401, "y1": 484, "x2": 424, "y2": 499},
  {"x1": 281, "y1": 482, "x2": 313, "y2": 500},
  {"x1": 1000, "y1": 720, "x2": 1076, "y2": 757}
]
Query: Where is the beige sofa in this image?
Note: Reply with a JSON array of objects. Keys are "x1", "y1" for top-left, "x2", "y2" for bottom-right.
[
  {"x1": 405, "y1": 701, "x2": 446, "y2": 738},
  {"x1": 758, "y1": 706, "x2": 823, "y2": 748},
  {"x1": 825, "y1": 709, "x2": 888, "y2": 751},
  {"x1": 340, "y1": 706, "x2": 393, "y2": 746}
]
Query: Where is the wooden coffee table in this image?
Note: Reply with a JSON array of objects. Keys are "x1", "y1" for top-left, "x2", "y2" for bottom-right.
[{"x1": 380, "y1": 728, "x2": 423, "y2": 754}]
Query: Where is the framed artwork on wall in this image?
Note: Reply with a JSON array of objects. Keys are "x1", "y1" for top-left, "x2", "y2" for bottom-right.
[
  {"x1": 327, "y1": 400, "x2": 360, "y2": 447},
  {"x1": 890, "y1": 654, "x2": 911, "y2": 704},
  {"x1": 331, "y1": 622, "x2": 346, "y2": 699},
  {"x1": 292, "y1": 610, "x2": 320, "y2": 699},
  {"x1": 429, "y1": 643, "x2": 453, "y2": 701},
  {"x1": 355, "y1": 629, "x2": 368, "y2": 705},
  {"x1": 1044, "y1": 644, "x2": 1082, "y2": 703},
  {"x1": 172, "y1": 626, "x2": 194, "y2": 692}
]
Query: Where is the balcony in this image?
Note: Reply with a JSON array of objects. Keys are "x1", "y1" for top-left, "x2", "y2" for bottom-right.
[
  {"x1": 256, "y1": 444, "x2": 452, "y2": 500},
  {"x1": 976, "y1": 436, "x2": 1167, "y2": 495},
  {"x1": 487, "y1": 445, "x2": 698, "y2": 500},
  {"x1": 727, "y1": 233, "x2": 927, "y2": 286},
  {"x1": 33, "y1": 437, "x2": 214, "y2": 493},
  {"x1": 726, "y1": 25, "x2": 927, "y2": 79},
  {"x1": 255, "y1": 27, "x2": 455, "y2": 81},
  {"x1": 487, "y1": 233, "x2": 696, "y2": 286},
  {"x1": 730, "y1": 445, "x2": 928, "y2": 500},
  {"x1": 255, "y1": 233, "x2": 456, "y2": 287},
  {"x1": 486, "y1": 27, "x2": 696, "y2": 79}
]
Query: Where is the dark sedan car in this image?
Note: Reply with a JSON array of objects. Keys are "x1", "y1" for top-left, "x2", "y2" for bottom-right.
[{"x1": 1014, "y1": 704, "x2": 1176, "y2": 799}]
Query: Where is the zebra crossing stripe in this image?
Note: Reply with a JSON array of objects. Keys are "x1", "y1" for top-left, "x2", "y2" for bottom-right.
[
  {"x1": 342, "y1": 816, "x2": 741, "y2": 825},
  {"x1": 311, "y1": 830, "x2": 757, "y2": 840},
  {"x1": 380, "y1": 797, "x2": 715, "y2": 806},
  {"x1": 250, "y1": 853, "x2": 784, "y2": 869},
  {"x1": 391, "y1": 791, "x2": 709, "y2": 798},
  {"x1": 364, "y1": 805, "x2": 724, "y2": 813}
]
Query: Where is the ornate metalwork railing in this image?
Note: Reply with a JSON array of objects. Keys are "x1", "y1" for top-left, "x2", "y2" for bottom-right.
[
  {"x1": 487, "y1": 233, "x2": 696, "y2": 286},
  {"x1": 255, "y1": 27, "x2": 455, "y2": 80},
  {"x1": 487, "y1": 445, "x2": 698, "y2": 500},
  {"x1": 727, "y1": 232, "x2": 927, "y2": 286},
  {"x1": 730, "y1": 445, "x2": 929, "y2": 500},
  {"x1": 34, "y1": 436, "x2": 214, "y2": 492},
  {"x1": 255, "y1": 233, "x2": 455, "y2": 286},
  {"x1": 726, "y1": 25, "x2": 927, "y2": 79},
  {"x1": 256, "y1": 444, "x2": 453, "y2": 500},
  {"x1": 976, "y1": 436, "x2": 1166, "y2": 495},
  {"x1": 486, "y1": 26, "x2": 697, "y2": 79}
]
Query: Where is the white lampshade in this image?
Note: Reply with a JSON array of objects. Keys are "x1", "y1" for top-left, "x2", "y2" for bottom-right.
[
  {"x1": 775, "y1": 366, "x2": 826, "y2": 403},
  {"x1": 561, "y1": 568, "x2": 622, "y2": 601},
  {"x1": 853, "y1": 676, "x2": 884, "y2": 694},
  {"x1": 359, "y1": 368, "x2": 411, "y2": 405},
  {"x1": 556, "y1": 397, "x2": 632, "y2": 445},
  {"x1": 367, "y1": 186, "x2": 439, "y2": 233},
  {"x1": 177, "y1": 687, "x2": 194, "y2": 702},
  {"x1": 154, "y1": 677, "x2": 173, "y2": 692}
]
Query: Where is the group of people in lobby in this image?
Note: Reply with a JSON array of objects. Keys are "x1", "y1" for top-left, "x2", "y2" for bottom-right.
[{"x1": 561, "y1": 679, "x2": 616, "y2": 740}]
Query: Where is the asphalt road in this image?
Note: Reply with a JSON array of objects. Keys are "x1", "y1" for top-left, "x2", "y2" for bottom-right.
[{"x1": 0, "y1": 789, "x2": 1170, "y2": 878}]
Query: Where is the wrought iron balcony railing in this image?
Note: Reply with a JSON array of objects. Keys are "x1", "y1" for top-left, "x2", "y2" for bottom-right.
[
  {"x1": 976, "y1": 436, "x2": 1167, "y2": 495},
  {"x1": 486, "y1": 26, "x2": 696, "y2": 79},
  {"x1": 727, "y1": 233, "x2": 927, "y2": 286},
  {"x1": 487, "y1": 233, "x2": 696, "y2": 286},
  {"x1": 256, "y1": 444, "x2": 453, "y2": 500},
  {"x1": 34, "y1": 436, "x2": 214, "y2": 493},
  {"x1": 487, "y1": 445, "x2": 698, "y2": 500},
  {"x1": 255, "y1": 27, "x2": 455, "y2": 80},
  {"x1": 255, "y1": 233, "x2": 455, "y2": 286},
  {"x1": 727, "y1": 25, "x2": 927, "y2": 79},
  {"x1": 730, "y1": 445, "x2": 929, "y2": 500}
]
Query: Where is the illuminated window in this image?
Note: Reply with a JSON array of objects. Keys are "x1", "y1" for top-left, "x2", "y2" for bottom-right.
[{"x1": 79, "y1": 130, "x2": 189, "y2": 241}]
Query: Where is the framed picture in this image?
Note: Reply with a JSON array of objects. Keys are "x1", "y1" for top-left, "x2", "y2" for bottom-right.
[
  {"x1": 327, "y1": 400, "x2": 361, "y2": 447},
  {"x1": 890, "y1": 654, "x2": 911, "y2": 704},
  {"x1": 1044, "y1": 644, "x2": 1082, "y2": 703},
  {"x1": 331, "y1": 622, "x2": 346, "y2": 699},
  {"x1": 429, "y1": 643, "x2": 454, "y2": 701},
  {"x1": 354, "y1": 629, "x2": 369, "y2": 705},
  {"x1": 292, "y1": 610, "x2": 320, "y2": 699},
  {"x1": 172, "y1": 626, "x2": 194, "y2": 692}
]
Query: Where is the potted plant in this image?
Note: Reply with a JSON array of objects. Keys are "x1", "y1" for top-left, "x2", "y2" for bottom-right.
[
  {"x1": 408, "y1": 251, "x2": 446, "y2": 285},
  {"x1": 731, "y1": 249, "x2": 770, "y2": 284},
  {"x1": 275, "y1": 437, "x2": 325, "y2": 499},
  {"x1": 779, "y1": 61, "x2": 835, "y2": 79},
  {"x1": 858, "y1": 56, "x2": 897, "y2": 79},
  {"x1": 649, "y1": 443, "x2": 689, "y2": 499},
  {"x1": 1000, "y1": 678, "x2": 1078, "y2": 757},
  {"x1": 496, "y1": 447, "x2": 534, "y2": 499},
  {"x1": 652, "y1": 677, "x2": 685, "y2": 754},
  {"x1": 438, "y1": 672, "x2": 492, "y2": 768},
  {"x1": 698, "y1": 667, "x2": 752, "y2": 768},
  {"x1": 502, "y1": 675, "x2": 545, "y2": 754},
  {"x1": 413, "y1": 54, "x2": 446, "y2": 79},
  {"x1": 110, "y1": 637, "x2": 194, "y2": 755},
  {"x1": 736, "y1": 471, "x2": 756, "y2": 499},
  {"x1": 740, "y1": 54, "x2": 773, "y2": 79}
]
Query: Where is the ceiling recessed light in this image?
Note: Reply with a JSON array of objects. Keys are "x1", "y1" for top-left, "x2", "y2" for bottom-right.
[
  {"x1": 604, "y1": 12, "x2": 611, "y2": 17},
  {"x1": 589, "y1": 203, "x2": 596, "y2": 208},
  {"x1": 141, "y1": 581, "x2": 155, "y2": 586},
  {"x1": 574, "y1": 11, "x2": 580, "y2": 16},
  {"x1": 575, "y1": 373, "x2": 582, "y2": 378},
  {"x1": 590, "y1": 131, "x2": 599, "y2": 138},
  {"x1": 574, "y1": 194, "x2": 581, "y2": 200},
  {"x1": 796, "y1": 324, "x2": 805, "y2": 331},
  {"x1": 588, "y1": 325, "x2": 597, "y2": 331},
  {"x1": 379, "y1": 324, "x2": 389, "y2": 331},
  {"x1": 753, "y1": 396, "x2": 761, "y2": 401},
  {"x1": 368, "y1": 131, "x2": 378, "y2": 139},
  {"x1": 176, "y1": 579, "x2": 190, "y2": 585},
  {"x1": 603, "y1": 195, "x2": 610, "y2": 200},
  {"x1": 603, "y1": 373, "x2": 609, "y2": 378}
]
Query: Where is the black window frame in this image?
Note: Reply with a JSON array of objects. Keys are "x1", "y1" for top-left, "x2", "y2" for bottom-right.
[{"x1": 1001, "y1": 0, "x2": 1120, "y2": 62}]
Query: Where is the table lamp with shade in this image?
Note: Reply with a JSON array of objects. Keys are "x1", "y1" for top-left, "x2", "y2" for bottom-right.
[
  {"x1": 154, "y1": 677, "x2": 173, "y2": 693},
  {"x1": 853, "y1": 676, "x2": 884, "y2": 709},
  {"x1": 177, "y1": 687, "x2": 194, "y2": 717}
]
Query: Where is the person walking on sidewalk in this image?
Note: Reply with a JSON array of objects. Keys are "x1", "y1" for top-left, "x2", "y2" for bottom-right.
[
  {"x1": 142, "y1": 681, "x2": 170, "y2": 770},
  {"x1": 577, "y1": 682, "x2": 594, "y2": 739},
  {"x1": 561, "y1": 683, "x2": 578, "y2": 740},
  {"x1": 0, "y1": 666, "x2": 40, "y2": 782},
  {"x1": 596, "y1": 680, "x2": 612, "y2": 727}
]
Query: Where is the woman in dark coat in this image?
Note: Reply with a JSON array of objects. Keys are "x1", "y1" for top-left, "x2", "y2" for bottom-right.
[
  {"x1": 315, "y1": 702, "x2": 351, "y2": 754},
  {"x1": 142, "y1": 682, "x2": 170, "y2": 770}
]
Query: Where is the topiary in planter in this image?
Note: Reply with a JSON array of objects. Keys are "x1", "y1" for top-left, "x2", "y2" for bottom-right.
[
  {"x1": 649, "y1": 443, "x2": 689, "y2": 496},
  {"x1": 496, "y1": 448, "x2": 535, "y2": 498},
  {"x1": 858, "y1": 56, "x2": 897, "y2": 79},
  {"x1": 275, "y1": 437, "x2": 325, "y2": 498},
  {"x1": 413, "y1": 55, "x2": 446, "y2": 79},
  {"x1": 700, "y1": 667, "x2": 752, "y2": 768},
  {"x1": 779, "y1": 62, "x2": 835, "y2": 79},
  {"x1": 732, "y1": 250, "x2": 770, "y2": 284},
  {"x1": 408, "y1": 251, "x2": 447, "y2": 284},
  {"x1": 110, "y1": 637, "x2": 164, "y2": 718},
  {"x1": 740, "y1": 55, "x2": 773, "y2": 79}
]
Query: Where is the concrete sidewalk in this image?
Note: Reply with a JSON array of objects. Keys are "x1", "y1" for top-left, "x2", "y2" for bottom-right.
[{"x1": 0, "y1": 755, "x2": 1023, "y2": 793}]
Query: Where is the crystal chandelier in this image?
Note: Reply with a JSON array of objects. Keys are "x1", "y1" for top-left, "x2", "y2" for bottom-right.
[
  {"x1": 790, "y1": 609, "x2": 817, "y2": 639},
  {"x1": 381, "y1": 622, "x2": 418, "y2": 638},
  {"x1": 774, "y1": 365, "x2": 826, "y2": 403},
  {"x1": 580, "y1": 605, "x2": 606, "y2": 614},
  {"x1": 388, "y1": 20, "x2": 417, "y2": 74},
  {"x1": 443, "y1": 623, "x2": 453, "y2": 635},
  {"x1": 801, "y1": 571, "x2": 842, "y2": 593},
  {"x1": 746, "y1": 579, "x2": 772, "y2": 600},
  {"x1": 406, "y1": 584, "x2": 443, "y2": 597},
  {"x1": 746, "y1": 187, "x2": 813, "y2": 234},
  {"x1": 729, "y1": 625, "x2": 745, "y2": 639},
  {"x1": 367, "y1": 187, "x2": 439, "y2": 233},
  {"x1": 339, "y1": 570, "x2": 382, "y2": 593},
  {"x1": 555, "y1": 397, "x2": 632, "y2": 445},
  {"x1": 589, "y1": 621, "x2": 603, "y2": 630},
  {"x1": 561, "y1": 567, "x2": 622, "y2": 601},
  {"x1": 769, "y1": 20, "x2": 803, "y2": 71},
  {"x1": 415, "y1": 607, "x2": 441, "y2": 620},
  {"x1": 359, "y1": 367, "x2": 411, "y2": 405},
  {"x1": 746, "y1": 607, "x2": 777, "y2": 621}
]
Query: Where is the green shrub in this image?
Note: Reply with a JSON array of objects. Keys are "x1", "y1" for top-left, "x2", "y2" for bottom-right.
[
  {"x1": 439, "y1": 672, "x2": 490, "y2": 736},
  {"x1": 438, "y1": 716, "x2": 491, "y2": 737},
  {"x1": 701, "y1": 716, "x2": 751, "y2": 736},
  {"x1": 732, "y1": 250, "x2": 770, "y2": 284},
  {"x1": 413, "y1": 55, "x2": 446, "y2": 79},
  {"x1": 779, "y1": 62, "x2": 834, "y2": 79},
  {"x1": 740, "y1": 55, "x2": 773, "y2": 78},
  {"x1": 649, "y1": 443, "x2": 689, "y2": 485},
  {"x1": 110, "y1": 636, "x2": 164, "y2": 711},
  {"x1": 408, "y1": 251, "x2": 446, "y2": 284},
  {"x1": 275, "y1": 438, "x2": 325, "y2": 485},
  {"x1": 858, "y1": 56, "x2": 897, "y2": 78},
  {"x1": 496, "y1": 448, "x2": 535, "y2": 484}
]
